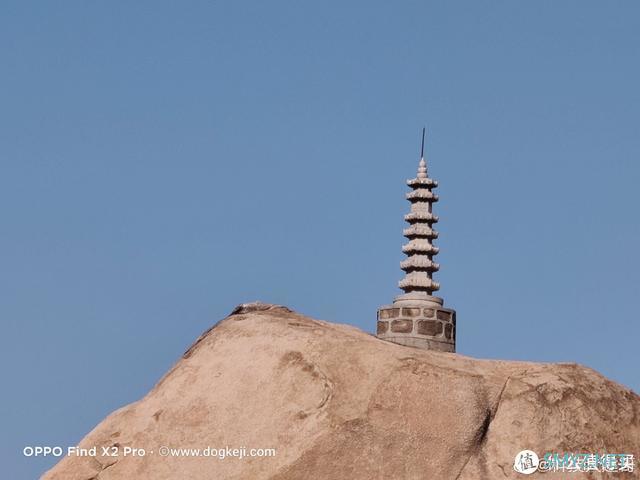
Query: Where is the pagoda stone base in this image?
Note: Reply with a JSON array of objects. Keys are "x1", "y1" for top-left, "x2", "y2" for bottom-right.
[{"x1": 376, "y1": 294, "x2": 455, "y2": 352}]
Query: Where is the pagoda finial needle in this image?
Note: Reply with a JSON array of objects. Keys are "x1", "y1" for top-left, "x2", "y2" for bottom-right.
[{"x1": 420, "y1": 127, "x2": 426, "y2": 159}]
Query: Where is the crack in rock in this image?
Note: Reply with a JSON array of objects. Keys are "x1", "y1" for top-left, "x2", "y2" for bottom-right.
[{"x1": 454, "y1": 375, "x2": 512, "y2": 479}]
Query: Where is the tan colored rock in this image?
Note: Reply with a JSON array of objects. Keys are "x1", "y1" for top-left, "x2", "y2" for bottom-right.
[{"x1": 43, "y1": 303, "x2": 639, "y2": 479}]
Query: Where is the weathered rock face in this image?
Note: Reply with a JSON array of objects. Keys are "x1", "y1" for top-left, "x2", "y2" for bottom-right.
[{"x1": 44, "y1": 304, "x2": 639, "y2": 479}]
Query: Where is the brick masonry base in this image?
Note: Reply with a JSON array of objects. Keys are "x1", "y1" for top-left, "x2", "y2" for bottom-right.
[{"x1": 376, "y1": 304, "x2": 456, "y2": 353}]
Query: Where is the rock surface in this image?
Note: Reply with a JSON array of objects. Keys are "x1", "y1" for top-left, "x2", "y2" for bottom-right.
[{"x1": 44, "y1": 303, "x2": 639, "y2": 479}]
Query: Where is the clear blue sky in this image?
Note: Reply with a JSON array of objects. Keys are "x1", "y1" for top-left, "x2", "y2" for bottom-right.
[{"x1": 1, "y1": 1, "x2": 639, "y2": 478}]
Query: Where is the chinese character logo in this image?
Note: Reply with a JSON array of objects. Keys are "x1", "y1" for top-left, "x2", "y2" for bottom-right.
[{"x1": 514, "y1": 450, "x2": 539, "y2": 474}]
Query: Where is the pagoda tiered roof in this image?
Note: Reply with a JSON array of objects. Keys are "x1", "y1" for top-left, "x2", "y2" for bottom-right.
[
  {"x1": 398, "y1": 272, "x2": 440, "y2": 291},
  {"x1": 406, "y1": 189, "x2": 439, "y2": 202},
  {"x1": 403, "y1": 224, "x2": 438, "y2": 238},
  {"x1": 400, "y1": 255, "x2": 440, "y2": 272}
]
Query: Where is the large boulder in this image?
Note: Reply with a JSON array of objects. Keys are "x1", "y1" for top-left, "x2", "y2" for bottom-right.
[{"x1": 43, "y1": 303, "x2": 639, "y2": 479}]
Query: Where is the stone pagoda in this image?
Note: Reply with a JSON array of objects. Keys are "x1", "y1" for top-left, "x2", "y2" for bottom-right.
[{"x1": 376, "y1": 130, "x2": 456, "y2": 352}]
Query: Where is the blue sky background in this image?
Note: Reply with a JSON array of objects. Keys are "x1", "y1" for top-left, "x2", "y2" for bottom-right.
[{"x1": 1, "y1": 1, "x2": 639, "y2": 478}]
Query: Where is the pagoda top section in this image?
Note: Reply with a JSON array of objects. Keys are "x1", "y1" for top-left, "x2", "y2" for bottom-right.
[{"x1": 398, "y1": 132, "x2": 441, "y2": 296}]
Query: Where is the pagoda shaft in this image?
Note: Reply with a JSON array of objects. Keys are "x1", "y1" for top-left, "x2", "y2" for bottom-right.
[{"x1": 398, "y1": 157, "x2": 440, "y2": 295}]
